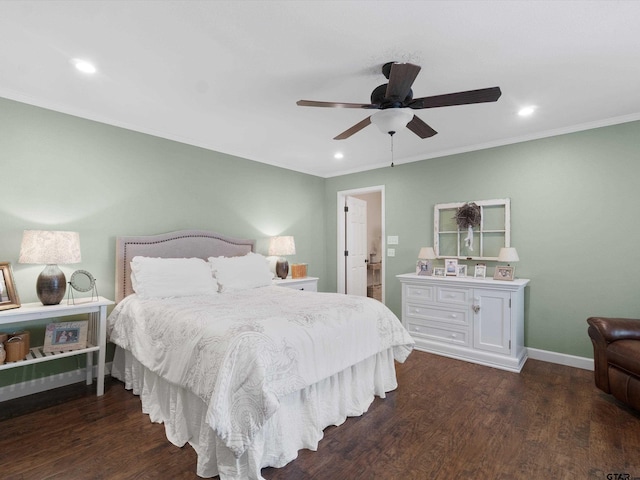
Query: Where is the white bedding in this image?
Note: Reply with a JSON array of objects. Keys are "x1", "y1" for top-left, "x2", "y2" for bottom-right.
[
  {"x1": 112, "y1": 346, "x2": 399, "y2": 479},
  {"x1": 107, "y1": 286, "x2": 414, "y2": 463}
]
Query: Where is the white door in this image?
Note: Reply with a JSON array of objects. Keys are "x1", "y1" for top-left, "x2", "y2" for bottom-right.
[
  {"x1": 345, "y1": 196, "x2": 367, "y2": 296},
  {"x1": 473, "y1": 289, "x2": 511, "y2": 354}
]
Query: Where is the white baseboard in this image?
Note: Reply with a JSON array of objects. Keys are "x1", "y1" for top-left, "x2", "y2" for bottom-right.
[
  {"x1": 0, "y1": 362, "x2": 112, "y2": 402},
  {"x1": 527, "y1": 348, "x2": 594, "y2": 371}
]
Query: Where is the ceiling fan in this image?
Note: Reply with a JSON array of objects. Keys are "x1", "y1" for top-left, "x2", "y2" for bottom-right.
[{"x1": 297, "y1": 62, "x2": 502, "y2": 140}]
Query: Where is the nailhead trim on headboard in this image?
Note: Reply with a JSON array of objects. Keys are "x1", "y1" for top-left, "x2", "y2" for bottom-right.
[{"x1": 115, "y1": 230, "x2": 255, "y2": 303}]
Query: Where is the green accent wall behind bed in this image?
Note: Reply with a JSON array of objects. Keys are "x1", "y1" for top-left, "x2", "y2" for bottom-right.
[{"x1": 0, "y1": 96, "x2": 326, "y2": 388}]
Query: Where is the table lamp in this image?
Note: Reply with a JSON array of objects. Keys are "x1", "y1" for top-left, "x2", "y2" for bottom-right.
[
  {"x1": 269, "y1": 236, "x2": 296, "y2": 279},
  {"x1": 497, "y1": 247, "x2": 519, "y2": 266},
  {"x1": 418, "y1": 246, "x2": 436, "y2": 276},
  {"x1": 19, "y1": 230, "x2": 81, "y2": 305}
]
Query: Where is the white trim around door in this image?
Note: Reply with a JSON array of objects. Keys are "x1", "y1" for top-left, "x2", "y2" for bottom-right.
[{"x1": 337, "y1": 185, "x2": 386, "y2": 304}]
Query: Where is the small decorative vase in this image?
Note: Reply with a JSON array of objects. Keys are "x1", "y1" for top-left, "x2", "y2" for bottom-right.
[{"x1": 0, "y1": 342, "x2": 6, "y2": 365}]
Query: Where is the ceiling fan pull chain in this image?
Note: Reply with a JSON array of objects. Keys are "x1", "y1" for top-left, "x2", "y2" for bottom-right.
[{"x1": 390, "y1": 131, "x2": 395, "y2": 167}]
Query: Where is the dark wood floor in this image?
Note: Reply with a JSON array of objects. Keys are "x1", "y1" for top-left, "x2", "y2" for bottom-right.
[{"x1": 1, "y1": 351, "x2": 639, "y2": 479}]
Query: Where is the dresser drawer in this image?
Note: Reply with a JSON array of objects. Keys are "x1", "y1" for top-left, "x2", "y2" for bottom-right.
[
  {"x1": 436, "y1": 286, "x2": 472, "y2": 306},
  {"x1": 405, "y1": 320, "x2": 470, "y2": 347},
  {"x1": 404, "y1": 284, "x2": 435, "y2": 303},
  {"x1": 405, "y1": 302, "x2": 469, "y2": 327}
]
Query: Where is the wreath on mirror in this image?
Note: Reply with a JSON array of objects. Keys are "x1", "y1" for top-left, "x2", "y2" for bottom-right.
[
  {"x1": 455, "y1": 202, "x2": 481, "y2": 251},
  {"x1": 455, "y1": 202, "x2": 481, "y2": 229}
]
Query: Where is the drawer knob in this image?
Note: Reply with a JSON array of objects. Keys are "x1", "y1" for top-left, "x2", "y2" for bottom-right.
[
  {"x1": 450, "y1": 333, "x2": 457, "y2": 339},
  {"x1": 450, "y1": 314, "x2": 457, "y2": 319}
]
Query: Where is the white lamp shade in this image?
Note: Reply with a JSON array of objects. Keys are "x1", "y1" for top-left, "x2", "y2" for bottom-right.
[
  {"x1": 19, "y1": 230, "x2": 81, "y2": 265},
  {"x1": 268, "y1": 236, "x2": 296, "y2": 256},
  {"x1": 497, "y1": 247, "x2": 519, "y2": 263},
  {"x1": 418, "y1": 247, "x2": 436, "y2": 260},
  {"x1": 370, "y1": 108, "x2": 414, "y2": 134}
]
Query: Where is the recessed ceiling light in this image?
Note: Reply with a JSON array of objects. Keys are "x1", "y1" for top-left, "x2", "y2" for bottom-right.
[
  {"x1": 71, "y1": 59, "x2": 97, "y2": 74},
  {"x1": 518, "y1": 106, "x2": 536, "y2": 117},
  {"x1": 334, "y1": 152, "x2": 344, "y2": 160}
]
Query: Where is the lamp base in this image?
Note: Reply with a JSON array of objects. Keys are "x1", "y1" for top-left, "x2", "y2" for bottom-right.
[
  {"x1": 275, "y1": 259, "x2": 289, "y2": 280},
  {"x1": 36, "y1": 264, "x2": 67, "y2": 305}
]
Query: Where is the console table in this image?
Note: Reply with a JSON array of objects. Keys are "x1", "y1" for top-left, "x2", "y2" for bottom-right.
[{"x1": 0, "y1": 297, "x2": 114, "y2": 396}]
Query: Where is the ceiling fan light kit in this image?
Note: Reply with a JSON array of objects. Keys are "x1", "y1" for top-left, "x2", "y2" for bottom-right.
[
  {"x1": 370, "y1": 108, "x2": 414, "y2": 135},
  {"x1": 297, "y1": 61, "x2": 502, "y2": 141}
]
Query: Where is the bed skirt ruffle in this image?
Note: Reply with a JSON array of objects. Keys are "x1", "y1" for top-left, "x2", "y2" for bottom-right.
[{"x1": 112, "y1": 345, "x2": 399, "y2": 479}]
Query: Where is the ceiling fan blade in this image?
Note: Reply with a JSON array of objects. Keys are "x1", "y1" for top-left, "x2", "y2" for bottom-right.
[
  {"x1": 297, "y1": 100, "x2": 374, "y2": 109},
  {"x1": 333, "y1": 116, "x2": 372, "y2": 140},
  {"x1": 408, "y1": 86, "x2": 502, "y2": 109},
  {"x1": 407, "y1": 115, "x2": 438, "y2": 139},
  {"x1": 385, "y1": 63, "x2": 421, "y2": 102}
]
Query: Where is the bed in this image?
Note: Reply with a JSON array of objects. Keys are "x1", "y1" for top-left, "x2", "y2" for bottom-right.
[{"x1": 107, "y1": 229, "x2": 414, "y2": 479}]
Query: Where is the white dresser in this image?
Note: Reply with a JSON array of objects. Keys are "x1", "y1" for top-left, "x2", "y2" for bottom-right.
[{"x1": 397, "y1": 273, "x2": 530, "y2": 372}]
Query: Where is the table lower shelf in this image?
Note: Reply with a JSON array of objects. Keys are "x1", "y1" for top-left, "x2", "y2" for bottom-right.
[{"x1": 0, "y1": 344, "x2": 99, "y2": 371}]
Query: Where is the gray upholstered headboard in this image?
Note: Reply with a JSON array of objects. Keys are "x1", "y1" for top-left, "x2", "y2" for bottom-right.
[{"x1": 115, "y1": 229, "x2": 255, "y2": 303}]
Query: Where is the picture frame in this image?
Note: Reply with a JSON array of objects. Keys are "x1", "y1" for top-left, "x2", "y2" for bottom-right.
[
  {"x1": 433, "y1": 267, "x2": 446, "y2": 277},
  {"x1": 474, "y1": 264, "x2": 486, "y2": 279},
  {"x1": 494, "y1": 265, "x2": 515, "y2": 281},
  {"x1": 0, "y1": 262, "x2": 21, "y2": 311},
  {"x1": 416, "y1": 259, "x2": 433, "y2": 276},
  {"x1": 43, "y1": 321, "x2": 89, "y2": 353},
  {"x1": 457, "y1": 264, "x2": 468, "y2": 277},
  {"x1": 445, "y1": 258, "x2": 458, "y2": 276}
]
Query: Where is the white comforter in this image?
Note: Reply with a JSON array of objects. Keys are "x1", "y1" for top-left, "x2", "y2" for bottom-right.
[{"x1": 107, "y1": 286, "x2": 414, "y2": 458}]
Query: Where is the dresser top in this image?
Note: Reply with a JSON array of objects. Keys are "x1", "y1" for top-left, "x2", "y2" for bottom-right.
[{"x1": 397, "y1": 273, "x2": 530, "y2": 289}]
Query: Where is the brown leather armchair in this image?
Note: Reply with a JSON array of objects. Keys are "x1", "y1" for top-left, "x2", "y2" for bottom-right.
[{"x1": 587, "y1": 317, "x2": 640, "y2": 411}]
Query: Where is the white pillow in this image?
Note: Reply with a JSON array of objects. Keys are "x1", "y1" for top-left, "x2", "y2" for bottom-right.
[
  {"x1": 130, "y1": 256, "x2": 218, "y2": 298},
  {"x1": 208, "y1": 252, "x2": 273, "y2": 292}
]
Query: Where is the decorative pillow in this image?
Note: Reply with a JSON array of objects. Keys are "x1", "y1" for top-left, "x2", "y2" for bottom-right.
[
  {"x1": 208, "y1": 252, "x2": 273, "y2": 292},
  {"x1": 130, "y1": 256, "x2": 218, "y2": 298}
]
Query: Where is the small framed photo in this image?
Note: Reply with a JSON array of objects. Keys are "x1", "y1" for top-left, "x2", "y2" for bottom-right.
[
  {"x1": 0, "y1": 262, "x2": 20, "y2": 311},
  {"x1": 474, "y1": 264, "x2": 486, "y2": 279},
  {"x1": 433, "y1": 267, "x2": 446, "y2": 277},
  {"x1": 494, "y1": 266, "x2": 515, "y2": 281},
  {"x1": 445, "y1": 258, "x2": 458, "y2": 276},
  {"x1": 457, "y1": 264, "x2": 467, "y2": 277},
  {"x1": 43, "y1": 321, "x2": 89, "y2": 353},
  {"x1": 416, "y1": 259, "x2": 433, "y2": 276}
]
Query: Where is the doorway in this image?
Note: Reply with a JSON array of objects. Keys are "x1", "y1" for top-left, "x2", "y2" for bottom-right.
[{"x1": 337, "y1": 185, "x2": 385, "y2": 304}]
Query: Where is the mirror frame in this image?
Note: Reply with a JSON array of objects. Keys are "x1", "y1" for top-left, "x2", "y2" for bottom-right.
[
  {"x1": 69, "y1": 270, "x2": 96, "y2": 293},
  {"x1": 434, "y1": 198, "x2": 511, "y2": 260}
]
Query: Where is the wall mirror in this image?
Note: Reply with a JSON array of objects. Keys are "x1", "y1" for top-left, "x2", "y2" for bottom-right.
[{"x1": 434, "y1": 198, "x2": 511, "y2": 260}]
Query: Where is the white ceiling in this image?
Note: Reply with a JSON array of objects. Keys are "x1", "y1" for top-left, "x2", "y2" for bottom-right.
[{"x1": 2, "y1": 1, "x2": 640, "y2": 178}]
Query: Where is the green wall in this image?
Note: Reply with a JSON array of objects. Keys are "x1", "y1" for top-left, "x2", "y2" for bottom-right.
[
  {"x1": 0, "y1": 97, "x2": 326, "y2": 387},
  {"x1": 2, "y1": 94, "x2": 639, "y2": 390},
  {"x1": 324, "y1": 120, "x2": 640, "y2": 358}
]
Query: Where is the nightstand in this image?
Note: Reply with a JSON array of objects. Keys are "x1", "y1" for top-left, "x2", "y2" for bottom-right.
[
  {"x1": 0, "y1": 297, "x2": 114, "y2": 396},
  {"x1": 273, "y1": 277, "x2": 318, "y2": 292}
]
